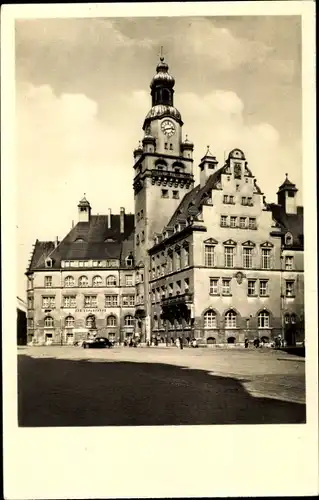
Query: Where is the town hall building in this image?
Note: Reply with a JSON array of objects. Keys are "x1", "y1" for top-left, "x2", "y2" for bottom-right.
[{"x1": 26, "y1": 56, "x2": 304, "y2": 346}]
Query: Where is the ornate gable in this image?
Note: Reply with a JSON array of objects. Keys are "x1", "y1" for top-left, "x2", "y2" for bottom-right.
[
  {"x1": 242, "y1": 240, "x2": 255, "y2": 247},
  {"x1": 223, "y1": 239, "x2": 237, "y2": 246},
  {"x1": 204, "y1": 238, "x2": 218, "y2": 245},
  {"x1": 260, "y1": 241, "x2": 274, "y2": 248}
]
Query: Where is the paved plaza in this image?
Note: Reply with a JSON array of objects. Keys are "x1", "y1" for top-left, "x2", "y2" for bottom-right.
[{"x1": 18, "y1": 345, "x2": 306, "y2": 426}]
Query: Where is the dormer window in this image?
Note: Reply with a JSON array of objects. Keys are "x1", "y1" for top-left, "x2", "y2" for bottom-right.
[
  {"x1": 45, "y1": 258, "x2": 53, "y2": 268},
  {"x1": 126, "y1": 255, "x2": 134, "y2": 267},
  {"x1": 285, "y1": 232, "x2": 293, "y2": 246}
]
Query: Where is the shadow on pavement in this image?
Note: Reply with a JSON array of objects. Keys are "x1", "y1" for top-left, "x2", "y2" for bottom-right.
[{"x1": 18, "y1": 354, "x2": 306, "y2": 427}]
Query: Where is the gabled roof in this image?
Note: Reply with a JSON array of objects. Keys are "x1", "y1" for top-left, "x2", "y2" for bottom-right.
[
  {"x1": 28, "y1": 214, "x2": 135, "y2": 271},
  {"x1": 167, "y1": 165, "x2": 226, "y2": 229},
  {"x1": 268, "y1": 203, "x2": 304, "y2": 249}
]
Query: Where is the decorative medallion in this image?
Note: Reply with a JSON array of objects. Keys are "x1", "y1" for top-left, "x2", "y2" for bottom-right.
[{"x1": 234, "y1": 271, "x2": 245, "y2": 284}]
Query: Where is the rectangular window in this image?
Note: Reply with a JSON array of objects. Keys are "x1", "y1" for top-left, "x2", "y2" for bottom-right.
[
  {"x1": 44, "y1": 276, "x2": 52, "y2": 288},
  {"x1": 285, "y1": 280, "x2": 295, "y2": 297},
  {"x1": 161, "y1": 189, "x2": 169, "y2": 198},
  {"x1": 125, "y1": 275, "x2": 133, "y2": 286},
  {"x1": 259, "y1": 280, "x2": 269, "y2": 297},
  {"x1": 84, "y1": 295, "x2": 97, "y2": 308},
  {"x1": 261, "y1": 249, "x2": 271, "y2": 269},
  {"x1": 248, "y1": 218, "x2": 257, "y2": 229},
  {"x1": 167, "y1": 253, "x2": 173, "y2": 273},
  {"x1": 247, "y1": 197, "x2": 253, "y2": 206},
  {"x1": 247, "y1": 280, "x2": 257, "y2": 296},
  {"x1": 285, "y1": 256, "x2": 294, "y2": 270},
  {"x1": 205, "y1": 245, "x2": 215, "y2": 267},
  {"x1": 42, "y1": 296, "x2": 55, "y2": 309},
  {"x1": 183, "y1": 246, "x2": 190, "y2": 267},
  {"x1": 222, "y1": 279, "x2": 231, "y2": 295},
  {"x1": 229, "y1": 195, "x2": 234, "y2": 204},
  {"x1": 62, "y1": 295, "x2": 76, "y2": 308},
  {"x1": 224, "y1": 247, "x2": 234, "y2": 268},
  {"x1": 239, "y1": 217, "x2": 246, "y2": 229},
  {"x1": 175, "y1": 250, "x2": 181, "y2": 270},
  {"x1": 105, "y1": 295, "x2": 118, "y2": 307},
  {"x1": 223, "y1": 195, "x2": 228, "y2": 204},
  {"x1": 241, "y1": 197, "x2": 247, "y2": 205},
  {"x1": 221, "y1": 215, "x2": 228, "y2": 227},
  {"x1": 230, "y1": 216, "x2": 237, "y2": 228},
  {"x1": 172, "y1": 190, "x2": 179, "y2": 199},
  {"x1": 122, "y1": 295, "x2": 135, "y2": 306},
  {"x1": 28, "y1": 318, "x2": 34, "y2": 328},
  {"x1": 243, "y1": 247, "x2": 253, "y2": 268},
  {"x1": 209, "y1": 278, "x2": 219, "y2": 295}
]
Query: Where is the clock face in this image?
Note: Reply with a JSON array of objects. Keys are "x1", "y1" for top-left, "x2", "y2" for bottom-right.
[{"x1": 161, "y1": 119, "x2": 176, "y2": 137}]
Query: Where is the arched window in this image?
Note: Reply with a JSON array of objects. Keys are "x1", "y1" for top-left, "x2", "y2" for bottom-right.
[
  {"x1": 207, "y1": 337, "x2": 216, "y2": 344},
  {"x1": 64, "y1": 276, "x2": 75, "y2": 287},
  {"x1": 284, "y1": 313, "x2": 290, "y2": 324},
  {"x1": 86, "y1": 315, "x2": 96, "y2": 329},
  {"x1": 106, "y1": 275, "x2": 117, "y2": 287},
  {"x1": 107, "y1": 315, "x2": 117, "y2": 327},
  {"x1": 225, "y1": 310, "x2": 237, "y2": 329},
  {"x1": 65, "y1": 316, "x2": 74, "y2": 328},
  {"x1": 291, "y1": 313, "x2": 297, "y2": 324},
  {"x1": 78, "y1": 276, "x2": 88, "y2": 287},
  {"x1": 258, "y1": 311, "x2": 270, "y2": 328},
  {"x1": 227, "y1": 336, "x2": 236, "y2": 344},
  {"x1": 44, "y1": 316, "x2": 54, "y2": 327},
  {"x1": 285, "y1": 232, "x2": 293, "y2": 245},
  {"x1": 92, "y1": 276, "x2": 102, "y2": 287},
  {"x1": 124, "y1": 315, "x2": 134, "y2": 327},
  {"x1": 204, "y1": 310, "x2": 217, "y2": 329}
]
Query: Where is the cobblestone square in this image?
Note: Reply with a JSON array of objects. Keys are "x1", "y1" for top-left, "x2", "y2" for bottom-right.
[{"x1": 18, "y1": 345, "x2": 305, "y2": 426}]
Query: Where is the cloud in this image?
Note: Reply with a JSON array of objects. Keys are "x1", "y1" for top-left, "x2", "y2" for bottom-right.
[{"x1": 178, "y1": 20, "x2": 272, "y2": 71}]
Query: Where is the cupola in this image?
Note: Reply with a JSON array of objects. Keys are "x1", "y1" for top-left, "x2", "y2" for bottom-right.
[
  {"x1": 133, "y1": 141, "x2": 143, "y2": 159},
  {"x1": 181, "y1": 134, "x2": 194, "y2": 159},
  {"x1": 199, "y1": 146, "x2": 218, "y2": 187},
  {"x1": 277, "y1": 174, "x2": 298, "y2": 214},
  {"x1": 77, "y1": 194, "x2": 91, "y2": 223}
]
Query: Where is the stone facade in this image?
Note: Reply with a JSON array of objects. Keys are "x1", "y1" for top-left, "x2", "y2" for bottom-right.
[{"x1": 26, "y1": 56, "x2": 304, "y2": 347}]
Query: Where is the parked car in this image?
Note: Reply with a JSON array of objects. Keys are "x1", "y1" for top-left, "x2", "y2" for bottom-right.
[{"x1": 82, "y1": 337, "x2": 113, "y2": 349}]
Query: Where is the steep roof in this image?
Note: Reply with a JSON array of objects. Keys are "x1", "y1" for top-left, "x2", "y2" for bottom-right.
[
  {"x1": 167, "y1": 165, "x2": 226, "y2": 228},
  {"x1": 28, "y1": 214, "x2": 135, "y2": 271},
  {"x1": 268, "y1": 203, "x2": 304, "y2": 249}
]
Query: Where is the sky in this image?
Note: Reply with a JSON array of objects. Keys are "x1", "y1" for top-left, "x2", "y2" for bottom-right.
[{"x1": 15, "y1": 15, "x2": 302, "y2": 299}]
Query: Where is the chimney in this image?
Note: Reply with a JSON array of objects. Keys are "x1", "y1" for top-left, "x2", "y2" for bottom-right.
[
  {"x1": 120, "y1": 207, "x2": 125, "y2": 234},
  {"x1": 108, "y1": 208, "x2": 112, "y2": 229},
  {"x1": 55, "y1": 236, "x2": 59, "y2": 248}
]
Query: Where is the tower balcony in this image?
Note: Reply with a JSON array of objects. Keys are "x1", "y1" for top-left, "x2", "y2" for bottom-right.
[{"x1": 151, "y1": 169, "x2": 194, "y2": 188}]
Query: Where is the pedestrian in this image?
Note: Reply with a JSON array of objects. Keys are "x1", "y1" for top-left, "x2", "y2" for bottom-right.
[
  {"x1": 179, "y1": 336, "x2": 183, "y2": 350},
  {"x1": 244, "y1": 338, "x2": 249, "y2": 349}
]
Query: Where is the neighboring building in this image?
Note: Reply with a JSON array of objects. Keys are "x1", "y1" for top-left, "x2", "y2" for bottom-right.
[
  {"x1": 17, "y1": 296, "x2": 27, "y2": 345},
  {"x1": 26, "y1": 200, "x2": 135, "y2": 345},
  {"x1": 26, "y1": 56, "x2": 304, "y2": 346}
]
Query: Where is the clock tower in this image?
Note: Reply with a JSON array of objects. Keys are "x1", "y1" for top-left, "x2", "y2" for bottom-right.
[{"x1": 133, "y1": 56, "x2": 195, "y2": 341}]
